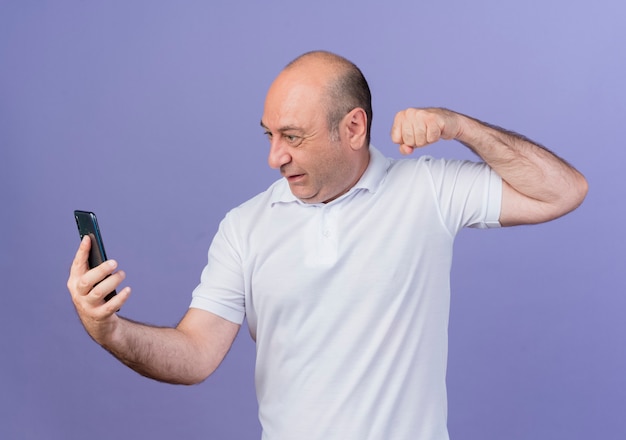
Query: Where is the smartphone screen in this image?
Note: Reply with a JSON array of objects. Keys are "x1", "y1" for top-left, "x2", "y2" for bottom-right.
[{"x1": 74, "y1": 210, "x2": 117, "y2": 302}]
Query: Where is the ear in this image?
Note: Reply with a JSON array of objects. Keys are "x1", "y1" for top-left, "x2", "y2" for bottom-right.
[{"x1": 342, "y1": 108, "x2": 368, "y2": 151}]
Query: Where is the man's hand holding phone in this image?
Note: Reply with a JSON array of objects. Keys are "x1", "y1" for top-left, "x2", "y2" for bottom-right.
[{"x1": 67, "y1": 224, "x2": 131, "y2": 345}]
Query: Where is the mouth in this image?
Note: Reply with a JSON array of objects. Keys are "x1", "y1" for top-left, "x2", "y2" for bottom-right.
[{"x1": 285, "y1": 173, "x2": 305, "y2": 183}]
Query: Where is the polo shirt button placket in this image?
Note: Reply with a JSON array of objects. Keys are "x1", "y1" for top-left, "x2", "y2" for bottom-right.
[{"x1": 318, "y1": 205, "x2": 338, "y2": 264}]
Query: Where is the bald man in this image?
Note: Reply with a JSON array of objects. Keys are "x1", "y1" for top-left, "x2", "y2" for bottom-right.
[{"x1": 68, "y1": 51, "x2": 587, "y2": 439}]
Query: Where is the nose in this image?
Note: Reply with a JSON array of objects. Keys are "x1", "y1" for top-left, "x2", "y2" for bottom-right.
[{"x1": 268, "y1": 138, "x2": 292, "y2": 169}]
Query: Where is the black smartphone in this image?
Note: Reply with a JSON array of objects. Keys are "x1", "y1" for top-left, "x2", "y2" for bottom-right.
[{"x1": 74, "y1": 210, "x2": 117, "y2": 302}]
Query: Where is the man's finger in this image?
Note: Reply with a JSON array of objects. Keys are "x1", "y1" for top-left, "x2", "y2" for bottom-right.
[
  {"x1": 398, "y1": 144, "x2": 415, "y2": 155},
  {"x1": 69, "y1": 236, "x2": 91, "y2": 275},
  {"x1": 88, "y1": 269, "x2": 125, "y2": 303},
  {"x1": 390, "y1": 113, "x2": 404, "y2": 144},
  {"x1": 425, "y1": 122, "x2": 442, "y2": 145}
]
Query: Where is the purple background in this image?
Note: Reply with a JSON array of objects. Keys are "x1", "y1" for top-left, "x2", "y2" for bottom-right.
[{"x1": 1, "y1": 1, "x2": 624, "y2": 438}]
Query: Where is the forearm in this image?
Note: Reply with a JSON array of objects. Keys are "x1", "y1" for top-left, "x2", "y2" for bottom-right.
[
  {"x1": 99, "y1": 316, "x2": 216, "y2": 385},
  {"x1": 455, "y1": 113, "x2": 588, "y2": 224}
]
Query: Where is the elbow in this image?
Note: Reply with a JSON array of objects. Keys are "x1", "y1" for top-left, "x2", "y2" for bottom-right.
[
  {"x1": 552, "y1": 171, "x2": 588, "y2": 220},
  {"x1": 148, "y1": 357, "x2": 220, "y2": 386},
  {"x1": 166, "y1": 368, "x2": 215, "y2": 386},
  {"x1": 179, "y1": 376, "x2": 209, "y2": 386},
  {"x1": 569, "y1": 171, "x2": 589, "y2": 212},
  {"x1": 180, "y1": 362, "x2": 221, "y2": 386}
]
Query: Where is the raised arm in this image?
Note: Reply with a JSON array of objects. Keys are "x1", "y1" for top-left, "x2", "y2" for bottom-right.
[
  {"x1": 391, "y1": 107, "x2": 588, "y2": 226},
  {"x1": 67, "y1": 236, "x2": 240, "y2": 385}
]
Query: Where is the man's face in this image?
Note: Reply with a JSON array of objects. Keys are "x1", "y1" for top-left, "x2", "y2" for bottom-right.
[{"x1": 261, "y1": 72, "x2": 359, "y2": 204}]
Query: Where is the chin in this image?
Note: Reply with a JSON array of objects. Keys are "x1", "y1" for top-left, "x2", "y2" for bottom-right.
[{"x1": 296, "y1": 192, "x2": 324, "y2": 204}]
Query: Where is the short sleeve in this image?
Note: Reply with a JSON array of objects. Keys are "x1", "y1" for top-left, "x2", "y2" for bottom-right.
[
  {"x1": 190, "y1": 212, "x2": 246, "y2": 324},
  {"x1": 424, "y1": 157, "x2": 502, "y2": 233}
]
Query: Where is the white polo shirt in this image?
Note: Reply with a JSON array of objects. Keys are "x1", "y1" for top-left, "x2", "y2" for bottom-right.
[{"x1": 191, "y1": 146, "x2": 502, "y2": 440}]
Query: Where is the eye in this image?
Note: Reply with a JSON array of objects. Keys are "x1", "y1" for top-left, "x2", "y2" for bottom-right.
[
  {"x1": 284, "y1": 134, "x2": 303, "y2": 146},
  {"x1": 263, "y1": 131, "x2": 273, "y2": 141}
]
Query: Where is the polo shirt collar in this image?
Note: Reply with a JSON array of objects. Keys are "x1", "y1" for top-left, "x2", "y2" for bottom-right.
[{"x1": 269, "y1": 145, "x2": 390, "y2": 206}]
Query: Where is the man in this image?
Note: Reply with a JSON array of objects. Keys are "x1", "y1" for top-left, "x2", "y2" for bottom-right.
[{"x1": 67, "y1": 51, "x2": 587, "y2": 439}]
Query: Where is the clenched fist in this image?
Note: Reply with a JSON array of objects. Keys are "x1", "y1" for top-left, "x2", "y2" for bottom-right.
[{"x1": 391, "y1": 108, "x2": 465, "y2": 155}]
